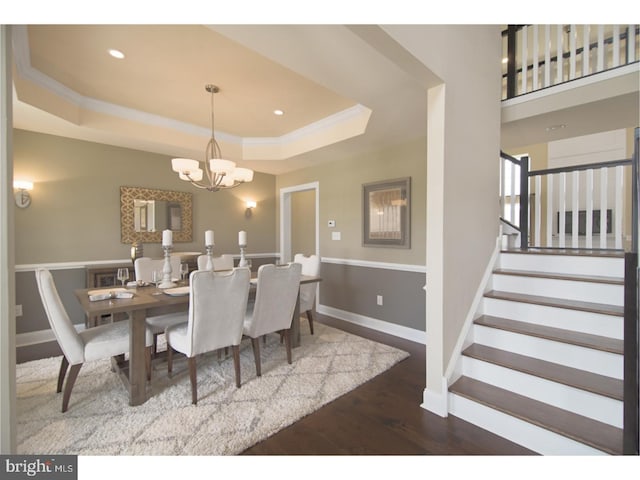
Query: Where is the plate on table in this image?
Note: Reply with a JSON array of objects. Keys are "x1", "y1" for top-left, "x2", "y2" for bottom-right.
[{"x1": 163, "y1": 286, "x2": 190, "y2": 296}]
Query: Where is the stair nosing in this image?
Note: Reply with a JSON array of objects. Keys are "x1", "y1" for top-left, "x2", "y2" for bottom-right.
[
  {"x1": 450, "y1": 376, "x2": 623, "y2": 455},
  {"x1": 492, "y1": 268, "x2": 624, "y2": 285},
  {"x1": 462, "y1": 343, "x2": 623, "y2": 401},
  {"x1": 474, "y1": 315, "x2": 624, "y2": 354},
  {"x1": 500, "y1": 248, "x2": 625, "y2": 259},
  {"x1": 484, "y1": 290, "x2": 624, "y2": 317}
]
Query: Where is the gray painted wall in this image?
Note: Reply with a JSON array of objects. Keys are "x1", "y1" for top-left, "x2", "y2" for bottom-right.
[{"x1": 319, "y1": 263, "x2": 425, "y2": 331}]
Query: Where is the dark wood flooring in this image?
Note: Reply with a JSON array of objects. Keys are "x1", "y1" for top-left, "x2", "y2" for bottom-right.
[{"x1": 241, "y1": 313, "x2": 535, "y2": 455}]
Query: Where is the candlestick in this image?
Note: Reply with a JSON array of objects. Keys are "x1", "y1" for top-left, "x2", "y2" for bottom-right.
[
  {"x1": 205, "y1": 245, "x2": 214, "y2": 271},
  {"x1": 238, "y1": 230, "x2": 247, "y2": 247},
  {"x1": 205, "y1": 230, "x2": 214, "y2": 247},
  {"x1": 158, "y1": 245, "x2": 177, "y2": 288},
  {"x1": 162, "y1": 229, "x2": 173, "y2": 247},
  {"x1": 238, "y1": 245, "x2": 248, "y2": 267}
]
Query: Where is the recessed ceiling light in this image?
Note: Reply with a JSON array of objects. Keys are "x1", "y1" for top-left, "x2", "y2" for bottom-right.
[
  {"x1": 273, "y1": 109, "x2": 284, "y2": 116},
  {"x1": 108, "y1": 49, "x2": 125, "y2": 59}
]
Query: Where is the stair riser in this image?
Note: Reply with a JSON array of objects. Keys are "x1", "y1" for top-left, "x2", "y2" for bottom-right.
[
  {"x1": 473, "y1": 325, "x2": 623, "y2": 379},
  {"x1": 491, "y1": 275, "x2": 623, "y2": 306},
  {"x1": 499, "y1": 253, "x2": 623, "y2": 278},
  {"x1": 461, "y1": 356, "x2": 622, "y2": 427},
  {"x1": 449, "y1": 393, "x2": 609, "y2": 455},
  {"x1": 481, "y1": 298, "x2": 623, "y2": 339}
]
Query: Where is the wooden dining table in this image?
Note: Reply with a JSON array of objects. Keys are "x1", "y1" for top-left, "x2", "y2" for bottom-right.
[{"x1": 74, "y1": 274, "x2": 321, "y2": 406}]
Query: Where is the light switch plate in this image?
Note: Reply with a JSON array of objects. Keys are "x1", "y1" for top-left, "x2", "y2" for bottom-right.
[
  {"x1": 331, "y1": 231, "x2": 341, "y2": 241},
  {"x1": 328, "y1": 220, "x2": 336, "y2": 227}
]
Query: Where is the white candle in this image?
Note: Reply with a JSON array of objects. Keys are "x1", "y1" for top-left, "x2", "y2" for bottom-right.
[
  {"x1": 205, "y1": 230, "x2": 214, "y2": 246},
  {"x1": 162, "y1": 229, "x2": 173, "y2": 247},
  {"x1": 238, "y1": 230, "x2": 247, "y2": 246}
]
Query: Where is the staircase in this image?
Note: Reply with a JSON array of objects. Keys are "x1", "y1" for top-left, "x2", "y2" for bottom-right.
[{"x1": 449, "y1": 249, "x2": 625, "y2": 455}]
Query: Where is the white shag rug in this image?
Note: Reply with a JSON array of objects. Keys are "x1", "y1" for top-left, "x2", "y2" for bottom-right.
[{"x1": 16, "y1": 322, "x2": 409, "y2": 455}]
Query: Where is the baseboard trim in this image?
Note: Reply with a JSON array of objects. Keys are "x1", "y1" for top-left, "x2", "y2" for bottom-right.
[
  {"x1": 317, "y1": 305, "x2": 426, "y2": 345},
  {"x1": 421, "y1": 377, "x2": 449, "y2": 417}
]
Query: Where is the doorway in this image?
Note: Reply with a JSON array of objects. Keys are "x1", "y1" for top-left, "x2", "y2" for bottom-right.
[{"x1": 280, "y1": 182, "x2": 319, "y2": 263}]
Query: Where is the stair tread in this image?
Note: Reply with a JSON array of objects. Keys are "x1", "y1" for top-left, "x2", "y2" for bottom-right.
[
  {"x1": 462, "y1": 343, "x2": 623, "y2": 400},
  {"x1": 484, "y1": 290, "x2": 624, "y2": 316},
  {"x1": 474, "y1": 315, "x2": 624, "y2": 354},
  {"x1": 492, "y1": 268, "x2": 624, "y2": 285},
  {"x1": 450, "y1": 376, "x2": 623, "y2": 455}
]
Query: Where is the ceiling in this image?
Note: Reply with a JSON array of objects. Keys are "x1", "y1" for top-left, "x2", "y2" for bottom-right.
[{"x1": 11, "y1": 25, "x2": 640, "y2": 176}]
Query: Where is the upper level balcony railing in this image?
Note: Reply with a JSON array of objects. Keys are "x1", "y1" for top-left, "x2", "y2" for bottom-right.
[{"x1": 502, "y1": 25, "x2": 639, "y2": 100}]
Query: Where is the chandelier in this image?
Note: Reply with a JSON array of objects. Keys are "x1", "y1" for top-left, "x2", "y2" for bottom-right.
[{"x1": 171, "y1": 84, "x2": 254, "y2": 191}]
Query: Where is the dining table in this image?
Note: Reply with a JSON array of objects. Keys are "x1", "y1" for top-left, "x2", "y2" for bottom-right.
[{"x1": 74, "y1": 273, "x2": 322, "y2": 406}]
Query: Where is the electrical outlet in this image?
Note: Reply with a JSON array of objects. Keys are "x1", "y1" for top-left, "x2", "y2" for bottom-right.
[
  {"x1": 15, "y1": 305, "x2": 23, "y2": 317},
  {"x1": 376, "y1": 295, "x2": 383, "y2": 306}
]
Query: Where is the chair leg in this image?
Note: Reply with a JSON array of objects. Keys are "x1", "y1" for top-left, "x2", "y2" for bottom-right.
[
  {"x1": 145, "y1": 346, "x2": 152, "y2": 381},
  {"x1": 167, "y1": 345, "x2": 173, "y2": 375},
  {"x1": 232, "y1": 345, "x2": 241, "y2": 388},
  {"x1": 61, "y1": 363, "x2": 82, "y2": 413},
  {"x1": 306, "y1": 310, "x2": 315, "y2": 335},
  {"x1": 152, "y1": 333, "x2": 159, "y2": 355},
  {"x1": 251, "y1": 337, "x2": 261, "y2": 377},
  {"x1": 283, "y1": 329, "x2": 292, "y2": 364},
  {"x1": 57, "y1": 356, "x2": 69, "y2": 393},
  {"x1": 188, "y1": 356, "x2": 197, "y2": 405}
]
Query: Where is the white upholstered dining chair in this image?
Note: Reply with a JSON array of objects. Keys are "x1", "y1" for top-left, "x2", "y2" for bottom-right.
[
  {"x1": 35, "y1": 268, "x2": 154, "y2": 412},
  {"x1": 134, "y1": 256, "x2": 188, "y2": 353},
  {"x1": 196, "y1": 254, "x2": 235, "y2": 271},
  {"x1": 293, "y1": 253, "x2": 321, "y2": 335},
  {"x1": 134, "y1": 256, "x2": 181, "y2": 283},
  {"x1": 243, "y1": 262, "x2": 302, "y2": 377},
  {"x1": 165, "y1": 268, "x2": 251, "y2": 404}
]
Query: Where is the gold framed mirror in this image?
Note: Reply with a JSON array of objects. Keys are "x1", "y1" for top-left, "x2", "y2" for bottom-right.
[{"x1": 120, "y1": 186, "x2": 193, "y2": 243}]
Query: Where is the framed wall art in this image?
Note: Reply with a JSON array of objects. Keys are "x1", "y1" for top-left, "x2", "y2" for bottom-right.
[{"x1": 362, "y1": 177, "x2": 410, "y2": 248}]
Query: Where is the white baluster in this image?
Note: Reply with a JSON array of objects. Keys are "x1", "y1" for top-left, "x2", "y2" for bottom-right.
[
  {"x1": 583, "y1": 25, "x2": 590, "y2": 76},
  {"x1": 532, "y1": 25, "x2": 539, "y2": 91},
  {"x1": 521, "y1": 26, "x2": 528, "y2": 94},
  {"x1": 597, "y1": 25, "x2": 605, "y2": 71},
  {"x1": 615, "y1": 166, "x2": 624, "y2": 250},
  {"x1": 600, "y1": 168, "x2": 608, "y2": 248},
  {"x1": 544, "y1": 25, "x2": 552, "y2": 87},
  {"x1": 558, "y1": 172, "x2": 566, "y2": 248},
  {"x1": 628, "y1": 25, "x2": 636, "y2": 62},
  {"x1": 569, "y1": 24, "x2": 577, "y2": 80},
  {"x1": 556, "y1": 25, "x2": 564, "y2": 85},
  {"x1": 612, "y1": 25, "x2": 620, "y2": 67},
  {"x1": 586, "y1": 169, "x2": 594, "y2": 249}
]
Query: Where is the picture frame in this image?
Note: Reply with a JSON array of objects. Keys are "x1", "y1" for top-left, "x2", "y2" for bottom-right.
[{"x1": 362, "y1": 177, "x2": 410, "y2": 248}]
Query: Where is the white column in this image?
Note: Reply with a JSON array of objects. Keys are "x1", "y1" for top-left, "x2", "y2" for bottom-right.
[
  {"x1": 546, "y1": 175, "x2": 554, "y2": 247},
  {"x1": 0, "y1": 24, "x2": 17, "y2": 454},
  {"x1": 535, "y1": 176, "x2": 542, "y2": 247},
  {"x1": 572, "y1": 171, "x2": 579, "y2": 248}
]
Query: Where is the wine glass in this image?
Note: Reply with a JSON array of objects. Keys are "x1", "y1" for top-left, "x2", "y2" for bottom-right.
[
  {"x1": 117, "y1": 268, "x2": 129, "y2": 287},
  {"x1": 152, "y1": 270, "x2": 160, "y2": 287},
  {"x1": 180, "y1": 263, "x2": 189, "y2": 283}
]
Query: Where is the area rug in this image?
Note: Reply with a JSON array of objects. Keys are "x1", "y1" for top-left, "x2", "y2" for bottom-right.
[{"x1": 16, "y1": 322, "x2": 409, "y2": 455}]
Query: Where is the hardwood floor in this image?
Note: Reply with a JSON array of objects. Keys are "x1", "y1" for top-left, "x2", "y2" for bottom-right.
[{"x1": 242, "y1": 313, "x2": 535, "y2": 455}]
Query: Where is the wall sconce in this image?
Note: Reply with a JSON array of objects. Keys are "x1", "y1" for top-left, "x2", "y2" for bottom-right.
[
  {"x1": 245, "y1": 200, "x2": 256, "y2": 218},
  {"x1": 13, "y1": 180, "x2": 33, "y2": 208}
]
